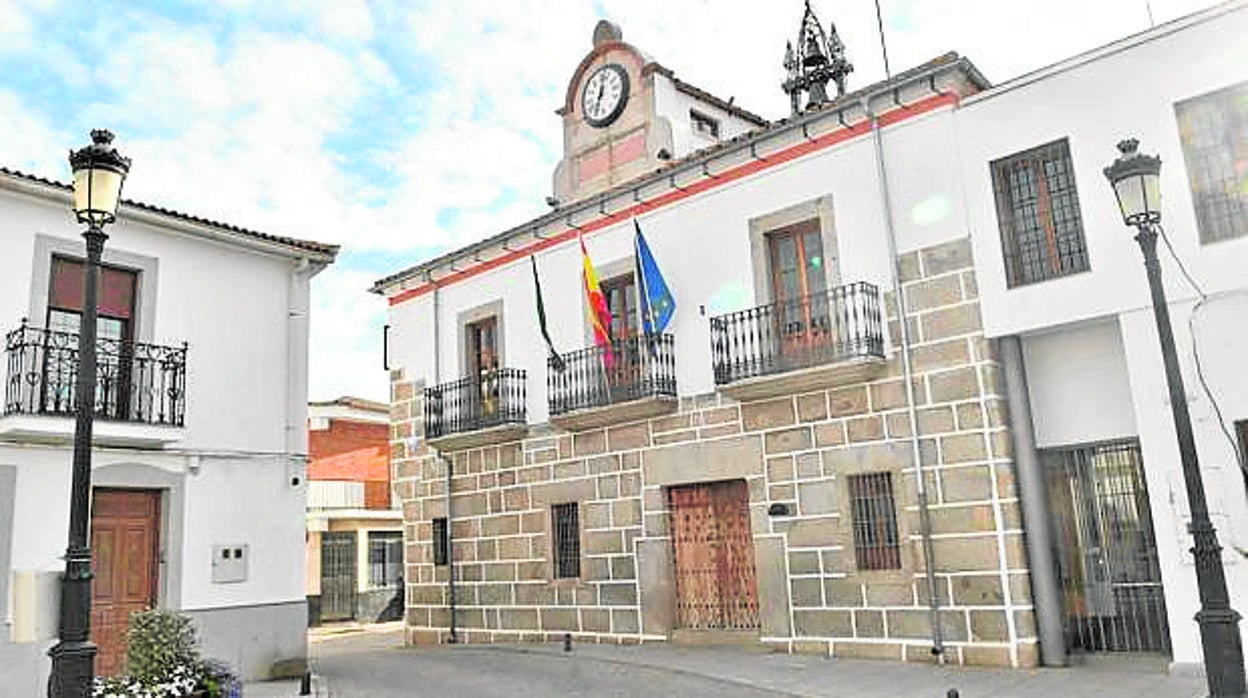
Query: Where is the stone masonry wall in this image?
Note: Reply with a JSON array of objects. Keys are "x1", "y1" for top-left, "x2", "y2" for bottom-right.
[{"x1": 389, "y1": 237, "x2": 1037, "y2": 667}]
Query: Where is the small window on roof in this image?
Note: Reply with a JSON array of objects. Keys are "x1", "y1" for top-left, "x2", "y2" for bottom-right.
[{"x1": 690, "y1": 110, "x2": 720, "y2": 139}]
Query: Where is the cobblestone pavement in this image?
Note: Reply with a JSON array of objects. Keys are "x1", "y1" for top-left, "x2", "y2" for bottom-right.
[{"x1": 244, "y1": 625, "x2": 1205, "y2": 697}]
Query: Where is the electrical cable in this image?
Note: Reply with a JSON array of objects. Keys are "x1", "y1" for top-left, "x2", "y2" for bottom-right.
[{"x1": 1155, "y1": 223, "x2": 1246, "y2": 477}]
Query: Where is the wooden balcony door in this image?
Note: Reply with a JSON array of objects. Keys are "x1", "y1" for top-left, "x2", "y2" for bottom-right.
[
  {"x1": 91, "y1": 488, "x2": 161, "y2": 677},
  {"x1": 466, "y1": 317, "x2": 499, "y2": 419},
  {"x1": 768, "y1": 222, "x2": 830, "y2": 363},
  {"x1": 668, "y1": 480, "x2": 760, "y2": 631},
  {"x1": 602, "y1": 274, "x2": 641, "y2": 398}
]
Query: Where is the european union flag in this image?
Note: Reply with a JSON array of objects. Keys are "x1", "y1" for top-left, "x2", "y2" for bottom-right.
[{"x1": 634, "y1": 219, "x2": 675, "y2": 335}]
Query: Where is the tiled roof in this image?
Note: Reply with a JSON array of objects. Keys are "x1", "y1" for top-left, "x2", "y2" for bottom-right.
[
  {"x1": 0, "y1": 166, "x2": 339, "y2": 258},
  {"x1": 309, "y1": 395, "x2": 389, "y2": 413}
]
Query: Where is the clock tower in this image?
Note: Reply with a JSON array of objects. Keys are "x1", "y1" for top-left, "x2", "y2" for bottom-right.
[{"x1": 551, "y1": 20, "x2": 769, "y2": 204}]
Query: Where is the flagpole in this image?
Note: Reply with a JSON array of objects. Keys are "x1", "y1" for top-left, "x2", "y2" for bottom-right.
[
  {"x1": 581, "y1": 232, "x2": 613, "y2": 404},
  {"x1": 633, "y1": 224, "x2": 650, "y2": 391}
]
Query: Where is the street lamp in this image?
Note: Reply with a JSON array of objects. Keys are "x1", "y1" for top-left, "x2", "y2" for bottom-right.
[
  {"x1": 1104, "y1": 138, "x2": 1246, "y2": 697},
  {"x1": 48, "y1": 129, "x2": 131, "y2": 698}
]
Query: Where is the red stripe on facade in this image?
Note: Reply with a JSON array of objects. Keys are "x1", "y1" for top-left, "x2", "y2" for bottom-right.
[{"x1": 388, "y1": 91, "x2": 958, "y2": 306}]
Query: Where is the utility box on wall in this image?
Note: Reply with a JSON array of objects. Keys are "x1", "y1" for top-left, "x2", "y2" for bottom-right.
[{"x1": 211, "y1": 543, "x2": 249, "y2": 583}]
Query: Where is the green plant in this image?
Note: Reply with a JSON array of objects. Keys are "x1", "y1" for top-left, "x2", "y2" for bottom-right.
[{"x1": 125, "y1": 609, "x2": 201, "y2": 683}]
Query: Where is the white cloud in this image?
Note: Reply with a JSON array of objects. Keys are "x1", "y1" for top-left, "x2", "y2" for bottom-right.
[{"x1": 0, "y1": 0, "x2": 1225, "y2": 403}]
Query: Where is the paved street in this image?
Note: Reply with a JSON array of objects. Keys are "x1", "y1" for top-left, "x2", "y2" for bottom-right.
[{"x1": 245, "y1": 624, "x2": 1206, "y2": 697}]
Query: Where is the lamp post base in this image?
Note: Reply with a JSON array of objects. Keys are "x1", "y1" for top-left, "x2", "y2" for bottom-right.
[{"x1": 48, "y1": 640, "x2": 97, "y2": 698}]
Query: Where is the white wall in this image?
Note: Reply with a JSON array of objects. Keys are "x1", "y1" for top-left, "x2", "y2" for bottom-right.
[
  {"x1": 1021, "y1": 319, "x2": 1137, "y2": 448},
  {"x1": 388, "y1": 107, "x2": 970, "y2": 424},
  {"x1": 653, "y1": 74, "x2": 762, "y2": 158},
  {"x1": 956, "y1": 5, "x2": 1248, "y2": 667},
  {"x1": 0, "y1": 180, "x2": 319, "y2": 679},
  {"x1": 0, "y1": 186, "x2": 300, "y2": 454}
]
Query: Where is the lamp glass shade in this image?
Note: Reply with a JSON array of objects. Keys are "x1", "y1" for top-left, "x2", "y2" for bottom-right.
[
  {"x1": 1112, "y1": 172, "x2": 1161, "y2": 226},
  {"x1": 71, "y1": 166, "x2": 126, "y2": 225}
]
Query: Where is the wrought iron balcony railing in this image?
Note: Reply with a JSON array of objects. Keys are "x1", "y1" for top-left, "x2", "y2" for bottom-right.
[
  {"x1": 709, "y1": 281, "x2": 885, "y2": 385},
  {"x1": 548, "y1": 333, "x2": 676, "y2": 416},
  {"x1": 424, "y1": 368, "x2": 527, "y2": 440},
  {"x1": 3, "y1": 321, "x2": 187, "y2": 427}
]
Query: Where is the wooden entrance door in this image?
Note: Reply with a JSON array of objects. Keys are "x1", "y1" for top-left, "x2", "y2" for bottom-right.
[
  {"x1": 91, "y1": 489, "x2": 161, "y2": 677},
  {"x1": 668, "y1": 480, "x2": 760, "y2": 631}
]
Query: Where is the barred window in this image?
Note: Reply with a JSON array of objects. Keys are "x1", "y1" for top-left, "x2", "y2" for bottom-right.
[
  {"x1": 1176, "y1": 82, "x2": 1248, "y2": 244},
  {"x1": 551, "y1": 502, "x2": 580, "y2": 579},
  {"x1": 368, "y1": 531, "x2": 403, "y2": 588},
  {"x1": 848, "y1": 472, "x2": 902, "y2": 571},
  {"x1": 432, "y1": 517, "x2": 449, "y2": 566},
  {"x1": 991, "y1": 139, "x2": 1090, "y2": 287}
]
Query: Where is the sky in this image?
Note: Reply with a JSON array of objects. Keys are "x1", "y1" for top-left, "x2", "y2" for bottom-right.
[{"x1": 0, "y1": 0, "x2": 1221, "y2": 402}]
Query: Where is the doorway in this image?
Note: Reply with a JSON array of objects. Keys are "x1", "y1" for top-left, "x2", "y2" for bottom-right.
[
  {"x1": 320, "y1": 531, "x2": 357, "y2": 622},
  {"x1": 667, "y1": 480, "x2": 760, "y2": 632},
  {"x1": 1044, "y1": 440, "x2": 1170, "y2": 654},
  {"x1": 91, "y1": 488, "x2": 161, "y2": 676}
]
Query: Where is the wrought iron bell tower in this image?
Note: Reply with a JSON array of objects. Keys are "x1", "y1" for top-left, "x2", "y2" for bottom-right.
[{"x1": 782, "y1": 0, "x2": 853, "y2": 114}]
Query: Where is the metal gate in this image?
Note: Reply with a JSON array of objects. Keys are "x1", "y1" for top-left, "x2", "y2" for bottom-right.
[
  {"x1": 668, "y1": 480, "x2": 761, "y2": 631},
  {"x1": 321, "y1": 531, "x2": 357, "y2": 622},
  {"x1": 1044, "y1": 440, "x2": 1170, "y2": 654}
]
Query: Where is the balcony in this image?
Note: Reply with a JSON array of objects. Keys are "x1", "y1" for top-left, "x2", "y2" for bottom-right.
[
  {"x1": 424, "y1": 368, "x2": 527, "y2": 451},
  {"x1": 1, "y1": 321, "x2": 187, "y2": 447},
  {"x1": 548, "y1": 334, "x2": 677, "y2": 430},
  {"x1": 709, "y1": 282, "x2": 886, "y2": 400}
]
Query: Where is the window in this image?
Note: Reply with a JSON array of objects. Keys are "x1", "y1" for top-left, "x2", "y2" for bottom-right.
[
  {"x1": 432, "y1": 517, "x2": 449, "y2": 566},
  {"x1": 48, "y1": 255, "x2": 137, "y2": 341},
  {"x1": 551, "y1": 502, "x2": 580, "y2": 579},
  {"x1": 465, "y1": 316, "x2": 499, "y2": 417},
  {"x1": 466, "y1": 316, "x2": 498, "y2": 376},
  {"x1": 690, "y1": 110, "x2": 720, "y2": 139},
  {"x1": 46, "y1": 256, "x2": 139, "y2": 417},
  {"x1": 847, "y1": 472, "x2": 901, "y2": 571},
  {"x1": 368, "y1": 531, "x2": 403, "y2": 588},
  {"x1": 768, "y1": 220, "x2": 831, "y2": 349},
  {"x1": 1176, "y1": 82, "x2": 1248, "y2": 244},
  {"x1": 991, "y1": 139, "x2": 1090, "y2": 287},
  {"x1": 601, "y1": 273, "x2": 638, "y2": 340}
]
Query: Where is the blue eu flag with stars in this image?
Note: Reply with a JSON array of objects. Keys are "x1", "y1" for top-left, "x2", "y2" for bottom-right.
[{"x1": 633, "y1": 219, "x2": 675, "y2": 335}]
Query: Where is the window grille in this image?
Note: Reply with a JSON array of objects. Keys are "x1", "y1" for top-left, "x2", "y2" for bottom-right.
[
  {"x1": 1176, "y1": 82, "x2": 1248, "y2": 244},
  {"x1": 551, "y1": 502, "x2": 580, "y2": 579},
  {"x1": 432, "y1": 517, "x2": 448, "y2": 566},
  {"x1": 367, "y1": 531, "x2": 404, "y2": 588},
  {"x1": 847, "y1": 472, "x2": 902, "y2": 570},
  {"x1": 991, "y1": 139, "x2": 1090, "y2": 287}
]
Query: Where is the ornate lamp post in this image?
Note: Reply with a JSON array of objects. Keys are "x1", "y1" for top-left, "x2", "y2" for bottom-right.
[
  {"x1": 1104, "y1": 139, "x2": 1245, "y2": 697},
  {"x1": 48, "y1": 130, "x2": 131, "y2": 698}
]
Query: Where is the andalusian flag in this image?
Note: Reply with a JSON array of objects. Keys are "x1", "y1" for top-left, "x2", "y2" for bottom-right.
[
  {"x1": 580, "y1": 235, "x2": 614, "y2": 367},
  {"x1": 530, "y1": 255, "x2": 565, "y2": 372},
  {"x1": 634, "y1": 219, "x2": 675, "y2": 335}
]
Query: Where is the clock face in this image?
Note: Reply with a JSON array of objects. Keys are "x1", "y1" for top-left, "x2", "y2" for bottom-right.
[{"x1": 581, "y1": 64, "x2": 629, "y2": 128}]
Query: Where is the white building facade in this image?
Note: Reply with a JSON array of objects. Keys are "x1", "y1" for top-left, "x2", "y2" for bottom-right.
[
  {"x1": 0, "y1": 165, "x2": 336, "y2": 691},
  {"x1": 375, "y1": 4, "x2": 1248, "y2": 675}
]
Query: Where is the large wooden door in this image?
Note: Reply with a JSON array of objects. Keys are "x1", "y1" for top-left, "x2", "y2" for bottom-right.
[
  {"x1": 668, "y1": 480, "x2": 760, "y2": 631},
  {"x1": 768, "y1": 221, "x2": 831, "y2": 364},
  {"x1": 91, "y1": 489, "x2": 161, "y2": 677}
]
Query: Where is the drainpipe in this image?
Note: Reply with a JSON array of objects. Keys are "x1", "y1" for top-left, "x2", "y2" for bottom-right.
[
  {"x1": 867, "y1": 97, "x2": 945, "y2": 660},
  {"x1": 998, "y1": 337, "x2": 1065, "y2": 666},
  {"x1": 445, "y1": 453, "x2": 457, "y2": 644},
  {"x1": 431, "y1": 280, "x2": 456, "y2": 643}
]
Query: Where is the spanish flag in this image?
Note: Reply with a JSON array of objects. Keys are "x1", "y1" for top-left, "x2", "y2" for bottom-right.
[{"x1": 580, "y1": 235, "x2": 614, "y2": 367}]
